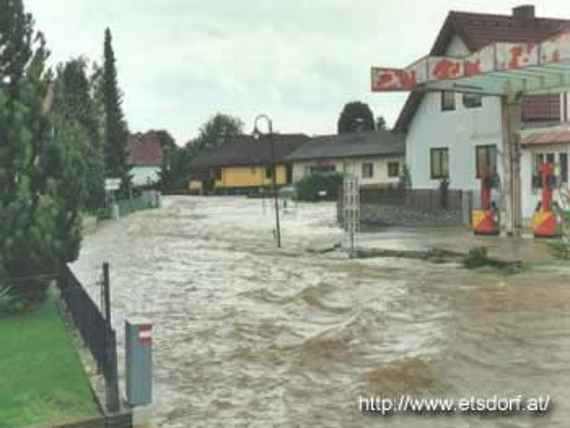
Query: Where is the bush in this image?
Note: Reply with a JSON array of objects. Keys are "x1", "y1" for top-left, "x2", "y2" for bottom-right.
[
  {"x1": 548, "y1": 240, "x2": 570, "y2": 260},
  {"x1": 463, "y1": 246, "x2": 490, "y2": 269},
  {"x1": 0, "y1": 285, "x2": 26, "y2": 316},
  {"x1": 296, "y1": 172, "x2": 344, "y2": 202}
]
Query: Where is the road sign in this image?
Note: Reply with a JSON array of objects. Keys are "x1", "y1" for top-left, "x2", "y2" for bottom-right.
[{"x1": 105, "y1": 178, "x2": 121, "y2": 191}]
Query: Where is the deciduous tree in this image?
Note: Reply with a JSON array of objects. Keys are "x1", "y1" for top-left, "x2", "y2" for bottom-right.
[
  {"x1": 189, "y1": 113, "x2": 244, "y2": 156},
  {"x1": 337, "y1": 101, "x2": 375, "y2": 134}
]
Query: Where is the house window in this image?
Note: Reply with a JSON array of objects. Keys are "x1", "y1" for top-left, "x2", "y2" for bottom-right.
[
  {"x1": 215, "y1": 168, "x2": 222, "y2": 181},
  {"x1": 441, "y1": 91, "x2": 455, "y2": 111},
  {"x1": 475, "y1": 145, "x2": 497, "y2": 178},
  {"x1": 533, "y1": 152, "x2": 569, "y2": 185},
  {"x1": 388, "y1": 162, "x2": 400, "y2": 177},
  {"x1": 265, "y1": 166, "x2": 273, "y2": 179},
  {"x1": 463, "y1": 93, "x2": 482, "y2": 108},
  {"x1": 362, "y1": 163, "x2": 374, "y2": 179},
  {"x1": 430, "y1": 148, "x2": 449, "y2": 179},
  {"x1": 310, "y1": 164, "x2": 336, "y2": 174}
]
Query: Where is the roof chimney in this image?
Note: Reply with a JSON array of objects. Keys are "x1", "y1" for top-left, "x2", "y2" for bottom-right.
[{"x1": 512, "y1": 5, "x2": 535, "y2": 21}]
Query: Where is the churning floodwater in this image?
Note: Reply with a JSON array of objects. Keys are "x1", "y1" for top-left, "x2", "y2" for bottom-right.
[{"x1": 72, "y1": 196, "x2": 570, "y2": 428}]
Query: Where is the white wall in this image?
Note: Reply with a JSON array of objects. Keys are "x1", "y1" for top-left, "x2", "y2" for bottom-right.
[
  {"x1": 132, "y1": 166, "x2": 161, "y2": 187},
  {"x1": 405, "y1": 35, "x2": 570, "y2": 222},
  {"x1": 292, "y1": 156, "x2": 404, "y2": 186},
  {"x1": 406, "y1": 35, "x2": 506, "y2": 213},
  {"x1": 520, "y1": 135, "x2": 570, "y2": 221}
]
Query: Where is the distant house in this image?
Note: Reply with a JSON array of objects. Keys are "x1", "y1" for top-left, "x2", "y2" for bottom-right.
[
  {"x1": 128, "y1": 132, "x2": 164, "y2": 187},
  {"x1": 189, "y1": 133, "x2": 310, "y2": 193},
  {"x1": 286, "y1": 130, "x2": 406, "y2": 188}
]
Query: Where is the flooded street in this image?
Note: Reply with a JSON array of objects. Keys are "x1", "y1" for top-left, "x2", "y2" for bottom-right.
[{"x1": 72, "y1": 196, "x2": 570, "y2": 427}]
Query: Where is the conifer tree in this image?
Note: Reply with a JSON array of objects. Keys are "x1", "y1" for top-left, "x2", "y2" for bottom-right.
[
  {"x1": 0, "y1": 0, "x2": 85, "y2": 300},
  {"x1": 54, "y1": 58, "x2": 105, "y2": 211},
  {"x1": 102, "y1": 28, "x2": 131, "y2": 196}
]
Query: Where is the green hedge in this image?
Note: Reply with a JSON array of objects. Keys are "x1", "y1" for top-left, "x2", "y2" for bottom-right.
[{"x1": 296, "y1": 172, "x2": 344, "y2": 202}]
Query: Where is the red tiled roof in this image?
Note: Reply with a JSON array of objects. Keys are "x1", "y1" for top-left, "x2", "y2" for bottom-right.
[
  {"x1": 522, "y1": 130, "x2": 570, "y2": 146},
  {"x1": 394, "y1": 7, "x2": 570, "y2": 132},
  {"x1": 128, "y1": 132, "x2": 164, "y2": 166},
  {"x1": 432, "y1": 10, "x2": 570, "y2": 54}
]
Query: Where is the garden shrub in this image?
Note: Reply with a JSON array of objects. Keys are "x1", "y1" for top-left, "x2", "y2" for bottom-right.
[
  {"x1": 296, "y1": 172, "x2": 344, "y2": 202},
  {"x1": 0, "y1": 285, "x2": 26, "y2": 316}
]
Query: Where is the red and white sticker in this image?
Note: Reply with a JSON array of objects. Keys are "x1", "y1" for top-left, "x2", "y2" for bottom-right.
[{"x1": 139, "y1": 325, "x2": 152, "y2": 346}]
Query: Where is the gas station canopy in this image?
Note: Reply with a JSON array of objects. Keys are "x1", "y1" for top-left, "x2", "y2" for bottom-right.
[{"x1": 371, "y1": 30, "x2": 570, "y2": 96}]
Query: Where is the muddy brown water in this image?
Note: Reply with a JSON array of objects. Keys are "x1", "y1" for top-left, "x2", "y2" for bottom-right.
[{"x1": 72, "y1": 196, "x2": 570, "y2": 428}]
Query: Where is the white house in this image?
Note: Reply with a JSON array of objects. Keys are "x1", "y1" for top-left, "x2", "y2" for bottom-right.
[
  {"x1": 286, "y1": 130, "x2": 405, "y2": 188},
  {"x1": 397, "y1": 5, "x2": 570, "y2": 222},
  {"x1": 128, "y1": 132, "x2": 164, "y2": 187}
]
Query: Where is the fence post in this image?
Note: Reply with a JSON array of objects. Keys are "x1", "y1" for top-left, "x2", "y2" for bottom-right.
[
  {"x1": 105, "y1": 329, "x2": 121, "y2": 413},
  {"x1": 103, "y1": 263, "x2": 111, "y2": 327},
  {"x1": 102, "y1": 263, "x2": 120, "y2": 413}
]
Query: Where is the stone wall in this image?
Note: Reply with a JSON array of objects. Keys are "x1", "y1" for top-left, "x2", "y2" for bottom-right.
[
  {"x1": 360, "y1": 204, "x2": 463, "y2": 227},
  {"x1": 338, "y1": 187, "x2": 473, "y2": 228}
]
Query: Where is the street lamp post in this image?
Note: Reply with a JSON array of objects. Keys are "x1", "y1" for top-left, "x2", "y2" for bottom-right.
[{"x1": 253, "y1": 114, "x2": 282, "y2": 248}]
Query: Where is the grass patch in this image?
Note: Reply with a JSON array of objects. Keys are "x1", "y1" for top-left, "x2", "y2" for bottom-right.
[{"x1": 0, "y1": 291, "x2": 100, "y2": 428}]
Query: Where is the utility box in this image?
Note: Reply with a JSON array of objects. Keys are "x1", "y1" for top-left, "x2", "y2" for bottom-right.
[
  {"x1": 125, "y1": 319, "x2": 153, "y2": 407},
  {"x1": 111, "y1": 202, "x2": 120, "y2": 220}
]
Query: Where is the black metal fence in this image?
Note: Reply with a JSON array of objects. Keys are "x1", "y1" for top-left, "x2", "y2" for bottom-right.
[{"x1": 57, "y1": 264, "x2": 120, "y2": 413}]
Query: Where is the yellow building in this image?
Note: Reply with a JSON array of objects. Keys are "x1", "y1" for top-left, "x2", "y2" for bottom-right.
[{"x1": 190, "y1": 134, "x2": 309, "y2": 193}]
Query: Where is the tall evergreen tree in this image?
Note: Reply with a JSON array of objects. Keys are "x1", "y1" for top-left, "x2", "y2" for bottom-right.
[
  {"x1": 54, "y1": 58, "x2": 105, "y2": 210},
  {"x1": 0, "y1": 0, "x2": 85, "y2": 299},
  {"x1": 102, "y1": 28, "x2": 130, "y2": 196}
]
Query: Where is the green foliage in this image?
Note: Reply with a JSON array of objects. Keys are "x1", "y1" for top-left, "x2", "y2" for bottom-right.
[
  {"x1": 189, "y1": 113, "x2": 244, "y2": 156},
  {"x1": 296, "y1": 172, "x2": 344, "y2": 202},
  {"x1": 152, "y1": 129, "x2": 177, "y2": 150},
  {"x1": 376, "y1": 115, "x2": 387, "y2": 130},
  {"x1": 463, "y1": 247, "x2": 490, "y2": 269},
  {"x1": 102, "y1": 28, "x2": 131, "y2": 196},
  {"x1": 54, "y1": 57, "x2": 105, "y2": 211},
  {"x1": 547, "y1": 210, "x2": 570, "y2": 259},
  {"x1": 0, "y1": 0, "x2": 84, "y2": 300},
  {"x1": 0, "y1": 286, "x2": 26, "y2": 316},
  {"x1": 547, "y1": 240, "x2": 570, "y2": 260},
  {"x1": 148, "y1": 129, "x2": 188, "y2": 191},
  {"x1": 159, "y1": 144, "x2": 193, "y2": 191},
  {"x1": 337, "y1": 101, "x2": 375, "y2": 134}
]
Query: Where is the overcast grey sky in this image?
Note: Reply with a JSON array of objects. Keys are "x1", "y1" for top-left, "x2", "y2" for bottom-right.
[{"x1": 27, "y1": 1, "x2": 570, "y2": 145}]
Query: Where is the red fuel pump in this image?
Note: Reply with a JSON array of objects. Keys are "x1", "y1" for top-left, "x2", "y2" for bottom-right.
[
  {"x1": 472, "y1": 172, "x2": 500, "y2": 235},
  {"x1": 532, "y1": 163, "x2": 561, "y2": 238}
]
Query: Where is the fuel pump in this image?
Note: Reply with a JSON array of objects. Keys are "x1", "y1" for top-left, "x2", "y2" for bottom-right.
[
  {"x1": 473, "y1": 172, "x2": 500, "y2": 235},
  {"x1": 532, "y1": 163, "x2": 561, "y2": 238}
]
